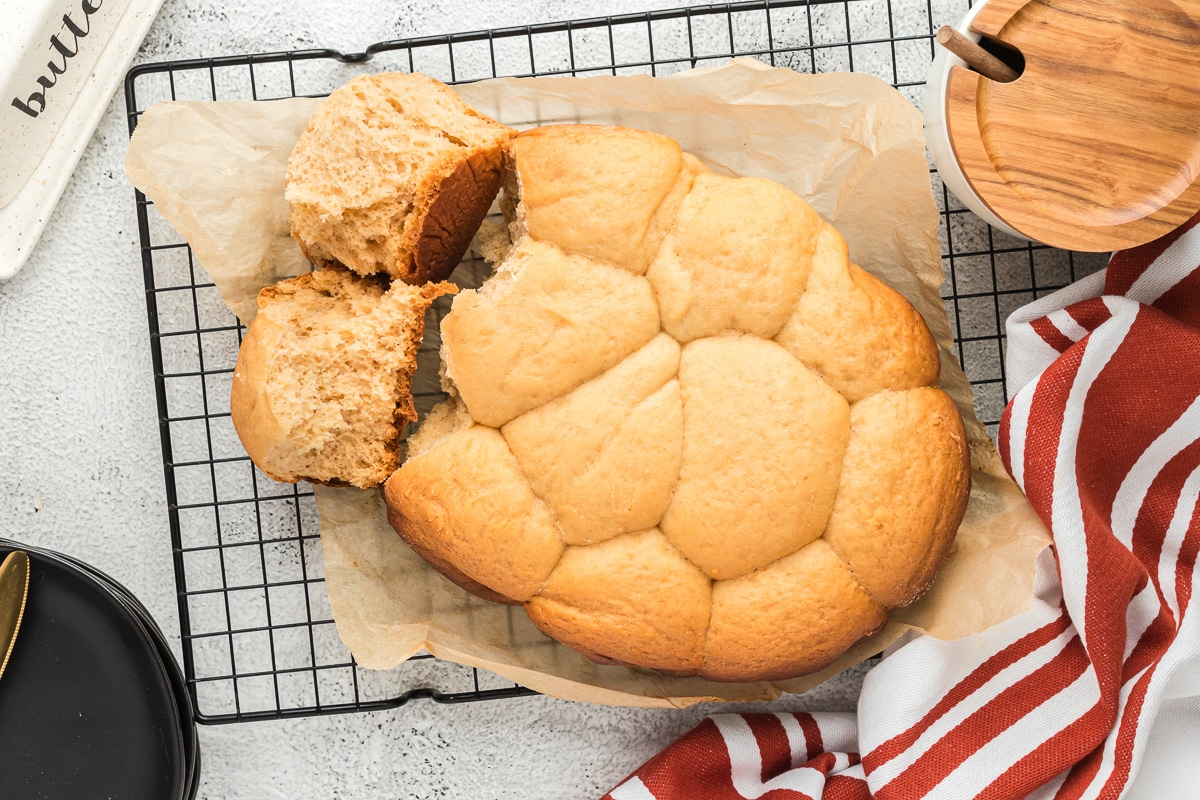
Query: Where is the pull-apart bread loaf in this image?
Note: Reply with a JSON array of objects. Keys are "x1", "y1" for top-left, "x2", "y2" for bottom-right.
[
  {"x1": 286, "y1": 72, "x2": 516, "y2": 283},
  {"x1": 383, "y1": 124, "x2": 972, "y2": 682},
  {"x1": 230, "y1": 268, "x2": 454, "y2": 489}
]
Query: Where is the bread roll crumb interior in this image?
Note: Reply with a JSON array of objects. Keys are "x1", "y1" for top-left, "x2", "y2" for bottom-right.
[
  {"x1": 286, "y1": 72, "x2": 515, "y2": 283},
  {"x1": 231, "y1": 268, "x2": 453, "y2": 489}
]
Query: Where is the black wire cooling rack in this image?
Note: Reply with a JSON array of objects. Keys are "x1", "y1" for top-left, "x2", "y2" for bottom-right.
[{"x1": 125, "y1": 0, "x2": 1109, "y2": 724}]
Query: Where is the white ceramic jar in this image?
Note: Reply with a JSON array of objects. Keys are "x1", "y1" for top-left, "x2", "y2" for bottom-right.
[{"x1": 923, "y1": 0, "x2": 1027, "y2": 242}]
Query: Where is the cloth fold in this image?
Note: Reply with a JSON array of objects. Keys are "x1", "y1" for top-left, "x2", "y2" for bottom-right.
[{"x1": 603, "y1": 215, "x2": 1200, "y2": 800}]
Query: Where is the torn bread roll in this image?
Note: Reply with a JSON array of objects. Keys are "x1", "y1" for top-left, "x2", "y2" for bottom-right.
[
  {"x1": 231, "y1": 268, "x2": 454, "y2": 489},
  {"x1": 286, "y1": 72, "x2": 516, "y2": 283}
]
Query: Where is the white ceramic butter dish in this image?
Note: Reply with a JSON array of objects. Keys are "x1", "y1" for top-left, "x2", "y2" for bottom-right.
[{"x1": 0, "y1": 0, "x2": 163, "y2": 279}]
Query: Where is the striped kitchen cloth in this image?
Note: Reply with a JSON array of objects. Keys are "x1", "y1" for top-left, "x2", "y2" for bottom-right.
[{"x1": 602, "y1": 216, "x2": 1200, "y2": 800}]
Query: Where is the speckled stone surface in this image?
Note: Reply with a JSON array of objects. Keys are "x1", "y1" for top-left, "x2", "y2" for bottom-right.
[{"x1": 0, "y1": 1, "x2": 1108, "y2": 797}]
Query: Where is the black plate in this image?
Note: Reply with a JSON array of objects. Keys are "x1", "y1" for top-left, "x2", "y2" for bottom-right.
[
  {"x1": 53, "y1": 551, "x2": 200, "y2": 790},
  {"x1": 0, "y1": 544, "x2": 188, "y2": 799},
  {"x1": 69, "y1": 556, "x2": 198, "y2": 796},
  {"x1": 62, "y1": 558, "x2": 200, "y2": 792}
]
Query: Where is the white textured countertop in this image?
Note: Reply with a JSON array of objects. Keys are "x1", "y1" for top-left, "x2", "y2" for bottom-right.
[{"x1": 0, "y1": 1, "x2": 964, "y2": 797}]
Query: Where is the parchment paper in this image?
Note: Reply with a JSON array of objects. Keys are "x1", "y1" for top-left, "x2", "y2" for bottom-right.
[
  {"x1": 126, "y1": 99, "x2": 316, "y2": 323},
  {"x1": 125, "y1": 59, "x2": 1051, "y2": 707}
]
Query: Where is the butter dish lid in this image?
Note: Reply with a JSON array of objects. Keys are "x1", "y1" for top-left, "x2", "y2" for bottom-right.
[
  {"x1": 0, "y1": 0, "x2": 163, "y2": 280},
  {"x1": 941, "y1": 0, "x2": 1200, "y2": 252}
]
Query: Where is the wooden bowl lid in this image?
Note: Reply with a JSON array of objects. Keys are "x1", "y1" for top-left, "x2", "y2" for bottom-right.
[{"x1": 946, "y1": 0, "x2": 1200, "y2": 251}]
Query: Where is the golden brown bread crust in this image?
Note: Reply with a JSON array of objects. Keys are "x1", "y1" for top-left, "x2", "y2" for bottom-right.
[
  {"x1": 381, "y1": 426, "x2": 564, "y2": 603},
  {"x1": 509, "y1": 124, "x2": 686, "y2": 274},
  {"x1": 410, "y1": 146, "x2": 507, "y2": 283},
  {"x1": 647, "y1": 173, "x2": 821, "y2": 341},
  {"x1": 229, "y1": 309, "x2": 292, "y2": 484},
  {"x1": 382, "y1": 496, "x2": 521, "y2": 606},
  {"x1": 439, "y1": 239, "x2": 660, "y2": 428},
  {"x1": 525, "y1": 529, "x2": 711, "y2": 675},
  {"x1": 384, "y1": 124, "x2": 972, "y2": 682},
  {"x1": 501, "y1": 333, "x2": 683, "y2": 546},
  {"x1": 660, "y1": 335, "x2": 850, "y2": 580},
  {"x1": 702, "y1": 540, "x2": 889, "y2": 682},
  {"x1": 822, "y1": 388, "x2": 972, "y2": 607},
  {"x1": 775, "y1": 223, "x2": 941, "y2": 403}
]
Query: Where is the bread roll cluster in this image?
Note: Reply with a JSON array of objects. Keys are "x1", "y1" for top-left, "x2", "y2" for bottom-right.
[
  {"x1": 383, "y1": 124, "x2": 971, "y2": 682},
  {"x1": 230, "y1": 74, "x2": 969, "y2": 681}
]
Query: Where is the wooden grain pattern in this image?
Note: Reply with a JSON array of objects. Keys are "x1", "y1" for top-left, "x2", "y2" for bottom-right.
[{"x1": 946, "y1": 0, "x2": 1200, "y2": 250}]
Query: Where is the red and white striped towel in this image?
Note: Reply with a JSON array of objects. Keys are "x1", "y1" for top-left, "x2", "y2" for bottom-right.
[{"x1": 602, "y1": 216, "x2": 1200, "y2": 800}]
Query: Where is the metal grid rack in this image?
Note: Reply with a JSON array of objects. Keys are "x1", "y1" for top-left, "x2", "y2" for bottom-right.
[{"x1": 125, "y1": 0, "x2": 1109, "y2": 724}]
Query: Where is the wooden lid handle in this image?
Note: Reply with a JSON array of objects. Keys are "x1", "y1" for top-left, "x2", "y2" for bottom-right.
[{"x1": 936, "y1": 26, "x2": 1019, "y2": 83}]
